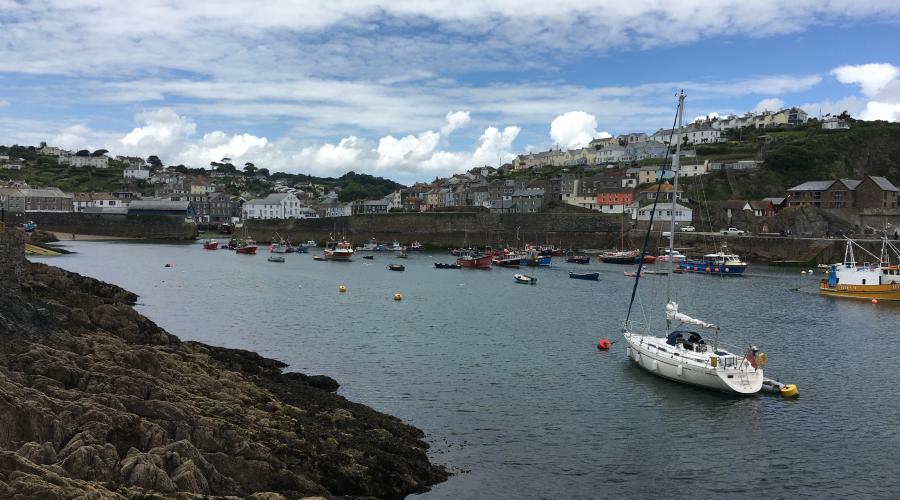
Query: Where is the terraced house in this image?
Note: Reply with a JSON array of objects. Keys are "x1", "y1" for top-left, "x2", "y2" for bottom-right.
[{"x1": 786, "y1": 176, "x2": 899, "y2": 209}]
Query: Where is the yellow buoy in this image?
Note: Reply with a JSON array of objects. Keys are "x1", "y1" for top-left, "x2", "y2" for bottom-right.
[
  {"x1": 338, "y1": 285, "x2": 347, "y2": 293},
  {"x1": 780, "y1": 384, "x2": 799, "y2": 398},
  {"x1": 393, "y1": 293, "x2": 402, "y2": 301}
]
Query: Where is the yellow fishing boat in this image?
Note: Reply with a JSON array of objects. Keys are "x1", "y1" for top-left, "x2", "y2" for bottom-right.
[{"x1": 819, "y1": 239, "x2": 900, "y2": 301}]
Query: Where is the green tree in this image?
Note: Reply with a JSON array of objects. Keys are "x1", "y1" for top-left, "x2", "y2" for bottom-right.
[
  {"x1": 91, "y1": 149, "x2": 109, "y2": 157},
  {"x1": 76, "y1": 149, "x2": 90, "y2": 157},
  {"x1": 147, "y1": 155, "x2": 163, "y2": 169}
]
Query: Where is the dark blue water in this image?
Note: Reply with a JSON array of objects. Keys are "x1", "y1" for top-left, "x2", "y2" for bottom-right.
[{"x1": 33, "y1": 241, "x2": 900, "y2": 498}]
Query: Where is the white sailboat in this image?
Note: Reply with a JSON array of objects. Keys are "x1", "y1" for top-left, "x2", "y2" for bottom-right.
[{"x1": 622, "y1": 92, "x2": 767, "y2": 395}]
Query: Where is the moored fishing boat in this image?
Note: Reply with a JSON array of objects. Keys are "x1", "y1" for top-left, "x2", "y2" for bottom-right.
[
  {"x1": 235, "y1": 240, "x2": 257, "y2": 254},
  {"x1": 678, "y1": 246, "x2": 747, "y2": 275},
  {"x1": 493, "y1": 255, "x2": 521, "y2": 268},
  {"x1": 267, "y1": 255, "x2": 285, "y2": 263},
  {"x1": 434, "y1": 262, "x2": 461, "y2": 269},
  {"x1": 203, "y1": 239, "x2": 218, "y2": 250},
  {"x1": 569, "y1": 271, "x2": 599, "y2": 281},
  {"x1": 819, "y1": 238, "x2": 900, "y2": 301},
  {"x1": 324, "y1": 239, "x2": 354, "y2": 261},
  {"x1": 622, "y1": 92, "x2": 769, "y2": 395},
  {"x1": 409, "y1": 241, "x2": 424, "y2": 251},
  {"x1": 456, "y1": 251, "x2": 492, "y2": 269},
  {"x1": 566, "y1": 255, "x2": 590, "y2": 264},
  {"x1": 521, "y1": 249, "x2": 551, "y2": 267}
]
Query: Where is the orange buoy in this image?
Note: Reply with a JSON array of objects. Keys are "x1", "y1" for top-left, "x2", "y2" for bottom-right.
[
  {"x1": 872, "y1": 298, "x2": 878, "y2": 304},
  {"x1": 597, "y1": 339, "x2": 612, "y2": 350}
]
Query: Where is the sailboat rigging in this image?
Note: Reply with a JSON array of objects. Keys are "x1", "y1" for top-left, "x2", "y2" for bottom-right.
[{"x1": 621, "y1": 91, "x2": 768, "y2": 395}]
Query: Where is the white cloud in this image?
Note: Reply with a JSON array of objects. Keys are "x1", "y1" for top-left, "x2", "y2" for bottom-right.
[
  {"x1": 0, "y1": 99, "x2": 9, "y2": 108},
  {"x1": 120, "y1": 108, "x2": 197, "y2": 157},
  {"x1": 859, "y1": 102, "x2": 900, "y2": 122},
  {"x1": 832, "y1": 63, "x2": 900, "y2": 97},
  {"x1": 830, "y1": 63, "x2": 900, "y2": 122},
  {"x1": 176, "y1": 131, "x2": 269, "y2": 167},
  {"x1": 376, "y1": 131, "x2": 441, "y2": 171},
  {"x1": 753, "y1": 98, "x2": 785, "y2": 113},
  {"x1": 441, "y1": 110, "x2": 471, "y2": 136},
  {"x1": 550, "y1": 111, "x2": 600, "y2": 149}
]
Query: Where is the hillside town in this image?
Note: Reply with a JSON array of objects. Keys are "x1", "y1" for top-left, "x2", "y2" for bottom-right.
[{"x1": 0, "y1": 107, "x2": 892, "y2": 232}]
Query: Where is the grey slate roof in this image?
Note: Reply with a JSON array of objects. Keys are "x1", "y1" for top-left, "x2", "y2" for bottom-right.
[
  {"x1": 128, "y1": 200, "x2": 191, "y2": 211},
  {"x1": 868, "y1": 176, "x2": 899, "y2": 192},
  {"x1": 787, "y1": 180, "x2": 836, "y2": 191}
]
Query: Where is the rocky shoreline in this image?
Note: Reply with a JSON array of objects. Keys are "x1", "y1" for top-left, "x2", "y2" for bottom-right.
[{"x1": 0, "y1": 228, "x2": 447, "y2": 498}]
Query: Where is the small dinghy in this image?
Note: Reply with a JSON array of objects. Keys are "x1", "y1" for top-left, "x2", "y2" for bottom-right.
[
  {"x1": 565, "y1": 255, "x2": 590, "y2": 264},
  {"x1": 434, "y1": 262, "x2": 461, "y2": 269},
  {"x1": 514, "y1": 273, "x2": 537, "y2": 285},
  {"x1": 268, "y1": 255, "x2": 285, "y2": 263},
  {"x1": 387, "y1": 264, "x2": 405, "y2": 271},
  {"x1": 363, "y1": 255, "x2": 374, "y2": 260},
  {"x1": 569, "y1": 271, "x2": 600, "y2": 281},
  {"x1": 312, "y1": 254, "x2": 326, "y2": 261},
  {"x1": 397, "y1": 252, "x2": 409, "y2": 259}
]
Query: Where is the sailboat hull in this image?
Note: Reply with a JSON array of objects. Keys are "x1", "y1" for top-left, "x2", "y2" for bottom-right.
[{"x1": 623, "y1": 333, "x2": 763, "y2": 394}]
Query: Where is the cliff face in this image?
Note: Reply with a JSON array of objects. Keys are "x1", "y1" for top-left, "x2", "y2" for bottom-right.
[{"x1": 0, "y1": 228, "x2": 446, "y2": 498}]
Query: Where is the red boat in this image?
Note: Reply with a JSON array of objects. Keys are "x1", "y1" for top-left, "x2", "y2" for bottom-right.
[
  {"x1": 235, "y1": 240, "x2": 258, "y2": 254},
  {"x1": 203, "y1": 239, "x2": 219, "y2": 250},
  {"x1": 457, "y1": 252, "x2": 492, "y2": 269}
]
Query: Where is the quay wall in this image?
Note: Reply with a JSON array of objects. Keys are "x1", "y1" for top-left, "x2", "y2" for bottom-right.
[
  {"x1": 5, "y1": 212, "x2": 198, "y2": 240},
  {"x1": 245, "y1": 212, "x2": 623, "y2": 249}
]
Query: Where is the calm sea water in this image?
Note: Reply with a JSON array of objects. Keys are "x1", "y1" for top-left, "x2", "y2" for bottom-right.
[{"x1": 33, "y1": 241, "x2": 900, "y2": 499}]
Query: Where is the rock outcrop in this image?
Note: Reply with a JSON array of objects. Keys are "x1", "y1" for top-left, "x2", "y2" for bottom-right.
[{"x1": 0, "y1": 228, "x2": 447, "y2": 498}]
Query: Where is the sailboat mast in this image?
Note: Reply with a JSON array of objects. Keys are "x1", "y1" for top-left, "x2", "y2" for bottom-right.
[{"x1": 666, "y1": 91, "x2": 686, "y2": 331}]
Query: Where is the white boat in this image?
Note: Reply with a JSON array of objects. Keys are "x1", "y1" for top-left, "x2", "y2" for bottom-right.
[
  {"x1": 324, "y1": 239, "x2": 354, "y2": 261},
  {"x1": 656, "y1": 249, "x2": 685, "y2": 262},
  {"x1": 622, "y1": 92, "x2": 767, "y2": 395},
  {"x1": 267, "y1": 255, "x2": 285, "y2": 263},
  {"x1": 513, "y1": 273, "x2": 537, "y2": 285},
  {"x1": 356, "y1": 237, "x2": 379, "y2": 251},
  {"x1": 388, "y1": 241, "x2": 404, "y2": 252}
]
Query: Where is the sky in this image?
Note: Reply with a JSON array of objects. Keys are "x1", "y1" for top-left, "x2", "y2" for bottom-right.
[{"x1": 1, "y1": 1, "x2": 900, "y2": 184}]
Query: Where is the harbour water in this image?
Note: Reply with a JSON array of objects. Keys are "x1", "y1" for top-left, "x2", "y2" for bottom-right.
[{"x1": 34, "y1": 241, "x2": 900, "y2": 498}]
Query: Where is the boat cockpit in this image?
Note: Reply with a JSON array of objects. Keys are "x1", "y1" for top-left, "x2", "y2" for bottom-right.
[{"x1": 666, "y1": 330, "x2": 708, "y2": 353}]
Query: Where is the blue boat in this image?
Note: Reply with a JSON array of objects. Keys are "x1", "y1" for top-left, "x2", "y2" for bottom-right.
[
  {"x1": 678, "y1": 248, "x2": 747, "y2": 276},
  {"x1": 569, "y1": 271, "x2": 600, "y2": 281},
  {"x1": 521, "y1": 252, "x2": 552, "y2": 267}
]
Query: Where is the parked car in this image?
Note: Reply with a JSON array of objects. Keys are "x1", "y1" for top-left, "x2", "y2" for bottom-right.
[
  {"x1": 720, "y1": 227, "x2": 746, "y2": 236},
  {"x1": 679, "y1": 225, "x2": 695, "y2": 232},
  {"x1": 662, "y1": 231, "x2": 671, "y2": 237}
]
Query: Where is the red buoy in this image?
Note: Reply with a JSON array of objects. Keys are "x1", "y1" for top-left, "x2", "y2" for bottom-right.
[{"x1": 597, "y1": 339, "x2": 611, "y2": 350}]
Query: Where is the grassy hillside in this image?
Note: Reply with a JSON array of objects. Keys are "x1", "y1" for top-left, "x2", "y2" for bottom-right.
[
  {"x1": 683, "y1": 119, "x2": 900, "y2": 201},
  {"x1": 0, "y1": 145, "x2": 132, "y2": 192}
]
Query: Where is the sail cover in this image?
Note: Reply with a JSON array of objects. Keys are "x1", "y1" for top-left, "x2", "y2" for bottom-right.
[{"x1": 666, "y1": 302, "x2": 716, "y2": 329}]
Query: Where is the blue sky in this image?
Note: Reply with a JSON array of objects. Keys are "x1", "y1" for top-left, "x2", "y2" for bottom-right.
[{"x1": 1, "y1": 1, "x2": 900, "y2": 184}]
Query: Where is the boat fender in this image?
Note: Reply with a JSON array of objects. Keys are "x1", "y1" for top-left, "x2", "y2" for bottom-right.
[
  {"x1": 676, "y1": 364, "x2": 683, "y2": 377},
  {"x1": 872, "y1": 298, "x2": 879, "y2": 304},
  {"x1": 339, "y1": 285, "x2": 347, "y2": 293},
  {"x1": 626, "y1": 346, "x2": 632, "y2": 358},
  {"x1": 755, "y1": 352, "x2": 768, "y2": 367},
  {"x1": 597, "y1": 339, "x2": 611, "y2": 350},
  {"x1": 780, "y1": 384, "x2": 799, "y2": 398},
  {"x1": 394, "y1": 293, "x2": 402, "y2": 301},
  {"x1": 650, "y1": 359, "x2": 658, "y2": 371},
  {"x1": 709, "y1": 356, "x2": 718, "y2": 367}
]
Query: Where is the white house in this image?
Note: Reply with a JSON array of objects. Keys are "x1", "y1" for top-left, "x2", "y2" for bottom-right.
[
  {"x1": 822, "y1": 117, "x2": 850, "y2": 130},
  {"x1": 72, "y1": 192, "x2": 121, "y2": 212},
  {"x1": 674, "y1": 162, "x2": 709, "y2": 177},
  {"x1": 123, "y1": 165, "x2": 151, "y2": 180},
  {"x1": 60, "y1": 155, "x2": 109, "y2": 169},
  {"x1": 636, "y1": 202, "x2": 693, "y2": 227},
  {"x1": 242, "y1": 192, "x2": 305, "y2": 219}
]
